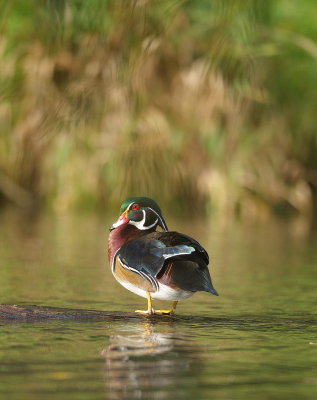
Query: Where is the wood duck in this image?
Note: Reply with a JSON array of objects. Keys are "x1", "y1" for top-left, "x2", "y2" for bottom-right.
[{"x1": 108, "y1": 197, "x2": 218, "y2": 315}]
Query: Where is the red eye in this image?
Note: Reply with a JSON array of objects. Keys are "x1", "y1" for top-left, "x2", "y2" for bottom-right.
[{"x1": 131, "y1": 203, "x2": 140, "y2": 211}]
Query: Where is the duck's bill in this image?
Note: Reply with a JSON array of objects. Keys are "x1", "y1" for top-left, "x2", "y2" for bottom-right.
[{"x1": 109, "y1": 211, "x2": 128, "y2": 231}]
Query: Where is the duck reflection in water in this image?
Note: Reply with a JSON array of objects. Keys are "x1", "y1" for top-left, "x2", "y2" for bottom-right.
[{"x1": 100, "y1": 321, "x2": 201, "y2": 399}]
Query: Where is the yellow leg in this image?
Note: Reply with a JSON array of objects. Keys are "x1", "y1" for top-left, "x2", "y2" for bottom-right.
[
  {"x1": 155, "y1": 301, "x2": 178, "y2": 315},
  {"x1": 135, "y1": 292, "x2": 154, "y2": 316}
]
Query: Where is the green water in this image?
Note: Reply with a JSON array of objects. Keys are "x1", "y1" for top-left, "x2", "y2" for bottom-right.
[{"x1": 0, "y1": 210, "x2": 316, "y2": 400}]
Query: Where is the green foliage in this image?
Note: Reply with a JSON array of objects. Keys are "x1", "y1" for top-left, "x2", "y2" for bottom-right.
[{"x1": 0, "y1": 0, "x2": 316, "y2": 219}]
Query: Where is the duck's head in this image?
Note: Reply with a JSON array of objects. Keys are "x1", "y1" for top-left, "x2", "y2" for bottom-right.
[{"x1": 109, "y1": 197, "x2": 168, "y2": 232}]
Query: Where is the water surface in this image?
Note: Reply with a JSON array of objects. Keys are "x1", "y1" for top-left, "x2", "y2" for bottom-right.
[{"x1": 0, "y1": 210, "x2": 316, "y2": 399}]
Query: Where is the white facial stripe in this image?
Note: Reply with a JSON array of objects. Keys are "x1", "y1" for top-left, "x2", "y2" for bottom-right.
[
  {"x1": 145, "y1": 218, "x2": 159, "y2": 229},
  {"x1": 148, "y1": 207, "x2": 168, "y2": 231},
  {"x1": 141, "y1": 209, "x2": 146, "y2": 225},
  {"x1": 129, "y1": 209, "x2": 158, "y2": 230},
  {"x1": 129, "y1": 209, "x2": 145, "y2": 229}
]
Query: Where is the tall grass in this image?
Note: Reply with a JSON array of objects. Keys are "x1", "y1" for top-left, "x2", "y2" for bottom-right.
[{"x1": 0, "y1": 0, "x2": 316, "y2": 220}]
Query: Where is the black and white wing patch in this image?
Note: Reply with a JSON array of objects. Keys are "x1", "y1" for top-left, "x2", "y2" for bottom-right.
[{"x1": 117, "y1": 238, "x2": 195, "y2": 277}]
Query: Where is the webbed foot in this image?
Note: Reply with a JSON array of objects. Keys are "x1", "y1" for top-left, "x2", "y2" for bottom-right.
[
  {"x1": 154, "y1": 309, "x2": 175, "y2": 315},
  {"x1": 154, "y1": 301, "x2": 178, "y2": 316},
  {"x1": 135, "y1": 308, "x2": 154, "y2": 316},
  {"x1": 134, "y1": 292, "x2": 155, "y2": 316}
]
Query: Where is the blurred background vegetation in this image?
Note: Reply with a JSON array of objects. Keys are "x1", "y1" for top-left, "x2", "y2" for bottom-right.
[{"x1": 0, "y1": 0, "x2": 317, "y2": 221}]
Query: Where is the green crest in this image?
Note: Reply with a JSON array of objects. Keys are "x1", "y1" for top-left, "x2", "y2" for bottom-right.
[{"x1": 120, "y1": 197, "x2": 163, "y2": 216}]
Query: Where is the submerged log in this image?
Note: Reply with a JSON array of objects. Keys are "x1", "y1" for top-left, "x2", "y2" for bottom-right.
[{"x1": 0, "y1": 304, "x2": 147, "y2": 322}]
